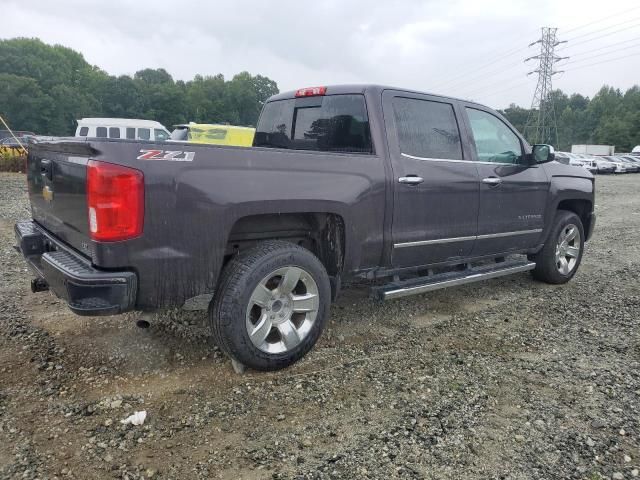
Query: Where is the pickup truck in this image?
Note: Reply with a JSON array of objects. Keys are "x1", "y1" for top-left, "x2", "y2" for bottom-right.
[{"x1": 15, "y1": 84, "x2": 595, "y2": 371}]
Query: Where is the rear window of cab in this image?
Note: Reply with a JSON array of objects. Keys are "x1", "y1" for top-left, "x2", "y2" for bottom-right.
[{"x1": 254, "y1": 94, "x2": 373, "y2": 154}]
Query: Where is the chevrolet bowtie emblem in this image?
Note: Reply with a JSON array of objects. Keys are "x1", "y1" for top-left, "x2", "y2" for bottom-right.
[{"x1": 42, "y1": 186, "x2": 54, "y2": 202}]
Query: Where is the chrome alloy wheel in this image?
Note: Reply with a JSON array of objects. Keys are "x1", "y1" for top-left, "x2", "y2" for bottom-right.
[
  {"x1": 245, "y1": 266, "x2": 319, "y2": 354},
  {"x1": 555, "y1": 224, "x2": 581, "y2": 275}
]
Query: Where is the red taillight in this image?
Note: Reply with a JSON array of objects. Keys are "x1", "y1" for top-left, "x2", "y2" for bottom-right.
[
  {"x1": 295, "y1": 86, "x2": 327, "y2": 97},
  {"x1": 87, "y1": 160, "x2": 144, "y2": 242}
]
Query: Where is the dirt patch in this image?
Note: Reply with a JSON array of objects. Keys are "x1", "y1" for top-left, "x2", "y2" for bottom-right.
[{"x1": 0, "y1": 172, "x2": 639, "y2": 479}]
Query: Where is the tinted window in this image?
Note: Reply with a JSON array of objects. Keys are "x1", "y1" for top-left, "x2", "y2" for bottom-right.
[
  {"x1": 138, "y1": 128, "x2": 150, "y2": 140},
  {"x1": 154, "y1": 129, "x2": 169, "y2": 141},
  {"x1": 109, "y1": 127, "x2": 120, "y2": 139},
  {"x1": 392, "y1": 97, "x2": 463, "y2": 160},
  {"x1": 96, "y1": 127, "x2": 107, "y2": 138},
  {"x1": 254, "y1": 94, "x2": 372, "y2": 153},
  {"x1": 466, "y1": 108, "x2": 523, "y2": 164},
  {"x1": 126, "y1": 128, "x2": 136, "y2": 139},
  {"x1": 79, "y1": 127, "x2": 89, "y2": 136}
]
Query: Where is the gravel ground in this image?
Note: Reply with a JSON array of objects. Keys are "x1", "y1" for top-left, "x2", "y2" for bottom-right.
[{"x1": 0, "y1": 171, "x2": 638, "y2": 480}]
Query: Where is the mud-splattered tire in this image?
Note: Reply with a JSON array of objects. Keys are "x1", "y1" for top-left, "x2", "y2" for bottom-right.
[
  {"x1": 209, "y1": 241, "x2": 331, "y2": 371},
  {"x1": 530, "y1": 210, "x2": 584, "y2": 285}
]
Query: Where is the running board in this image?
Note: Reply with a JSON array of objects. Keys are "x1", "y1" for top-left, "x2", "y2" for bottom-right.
[{"x1": 372, "y1": 260, "x2": 536, "y2": 301}]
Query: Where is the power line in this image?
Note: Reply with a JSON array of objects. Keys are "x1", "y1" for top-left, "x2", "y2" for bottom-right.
[
  {"x1": 454, "y1": 69, "x2": 531, "y2": 98},
  {"x1": 560, "y1": 36, "x2": 640, "y2": 58},
  {"x1": 560, "y1": 5, "x2": 640, "y2": 34},
  {"x1": 562, "y1": 51, "x2": 640, "y2": 71},
  {"x1": 562, "y1": 15, "x2": 640, "y2": 42},
  {"x1": 464, "y1": 78, "x2": 534, "y2": 102},
  {"x1": 557, "y1": 22, "x2": 640, "y2": 51},
  {"x1": 435, "y1": 58, "x2": 527, "y2": 94},
  {"x1": 427, "y1": 8, "x2": 640, "y2": 98},
  {"x1": 557, "y1": 44, "x2": 640, "y2": 67},
  {"x1": 428, "y1": 45, "x2": 529, "y2": 91}
]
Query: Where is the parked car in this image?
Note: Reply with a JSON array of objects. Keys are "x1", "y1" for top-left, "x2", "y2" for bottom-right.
[
  {"x1": 556, "y1": 152, "x2": 598, "y2": 173},
  {"x1": 554, "y1": 152, "x2": 572, "y2": 165},
  {"x1": 619, "y1": 155, "x2": 640, "y2": 170},
  {"x1": 76, "y1": 118, "x2": 170, "y2": 142},
  {"x1": 616, "y1": 156, "x2": 640, "y2": 173},
  {"x1": 591, "y1": 157, "x2": 616, "y2": 174},
  {"x1": 602, "y1": 156, "x2": 628, "y2": 173},
  {"x1": 170, "y1": 123, "x2": 255, "y2": 147},
  {"x1": 16, "y1": 84, "x2": 595, "y2": 371}
]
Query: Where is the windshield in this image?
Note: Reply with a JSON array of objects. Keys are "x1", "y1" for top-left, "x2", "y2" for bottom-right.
[{"x1": 155, "y1": 129, "x2": 170, "y2": 141}]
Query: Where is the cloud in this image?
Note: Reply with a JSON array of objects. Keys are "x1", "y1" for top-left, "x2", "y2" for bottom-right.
[{"x1": 2, "y1": 0, "x2": 639, "y2": 109}]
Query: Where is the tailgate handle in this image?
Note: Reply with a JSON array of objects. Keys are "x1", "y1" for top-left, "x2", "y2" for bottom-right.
[{"x1": 40, "y1": 159, "x2": 53, "y2": 180}]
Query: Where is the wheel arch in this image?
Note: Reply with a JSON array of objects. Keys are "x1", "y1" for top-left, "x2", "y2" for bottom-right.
[
  {"x1": 556, "y1": 199, "x2": 593, "y2": 240},
  {"x1": 225, "y1": 212, "x2": 346, "y2": 291}
]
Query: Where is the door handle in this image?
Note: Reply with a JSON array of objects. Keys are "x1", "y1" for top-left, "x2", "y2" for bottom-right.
[
  {"x1": 398, "y1": 176, "x2": 424, "y2": 185},
  {"x1": 482, "y1": 177, "x2": 502, "y2": 186}
]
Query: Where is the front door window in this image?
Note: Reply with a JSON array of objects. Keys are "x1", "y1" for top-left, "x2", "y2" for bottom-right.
[{"x1": 466, "y1": 108, "x2": 523, "y2": 164}]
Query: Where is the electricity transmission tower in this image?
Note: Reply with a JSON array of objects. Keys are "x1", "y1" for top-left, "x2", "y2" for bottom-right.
[{"x1": 524, "y1": 27, "x2": 568, "y2": 146}]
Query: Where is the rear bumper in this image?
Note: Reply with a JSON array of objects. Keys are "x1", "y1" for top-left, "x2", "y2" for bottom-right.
[{"x1": 14, "y1": 221, "x2": 137, "y2": 316}]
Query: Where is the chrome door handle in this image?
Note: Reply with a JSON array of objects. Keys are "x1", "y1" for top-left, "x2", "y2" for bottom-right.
[
  {"x1": 482, "y1": 177, "x2": 502, "y2": 186},
  {"x1": 398, "y1": 176, "x2": 424, "y2": 185}
]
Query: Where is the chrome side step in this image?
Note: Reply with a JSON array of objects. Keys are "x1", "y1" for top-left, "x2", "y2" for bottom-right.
[{"x1": 372, "y1": 260, "x2": 536, "y2": 301}]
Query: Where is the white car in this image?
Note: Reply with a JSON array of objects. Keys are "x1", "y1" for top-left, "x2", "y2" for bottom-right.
[
  {"x1": 75, "y1": 118, "x2": 170, "y2": 142},
  {"x1": 602, "y1": 156, "x2": 627, "y2": 173}
]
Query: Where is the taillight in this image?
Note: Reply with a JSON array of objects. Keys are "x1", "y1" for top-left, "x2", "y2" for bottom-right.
[
  {"x1": 87, "y1": 160, "x2": 144, "y2": 242},
  {"x1": 295, "y1": 86, "x2": 327, "y2": 97}
]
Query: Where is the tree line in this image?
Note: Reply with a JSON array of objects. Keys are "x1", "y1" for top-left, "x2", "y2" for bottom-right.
[
  {"x1": 0, "y1": 38, "x2": 279, "y2": 135},
  {"x1": 1, "y1": 38, "x2": 638, "y2": 150},
  {"x1": 500, "y1": 86, "x2": 640, "y2": 152}
]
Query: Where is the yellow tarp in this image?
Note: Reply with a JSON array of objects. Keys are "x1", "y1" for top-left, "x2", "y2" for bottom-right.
[{"x1": 188, "y1": 124, "x2": 255, "y2": 147}]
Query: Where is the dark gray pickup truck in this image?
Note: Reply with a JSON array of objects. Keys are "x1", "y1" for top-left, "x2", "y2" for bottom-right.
[{"x1": 16, "y1": 84, "x2": 595, "y2": 371}]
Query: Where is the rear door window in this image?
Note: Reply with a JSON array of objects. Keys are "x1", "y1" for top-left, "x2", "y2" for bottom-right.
[
  {"x1": 138, "y1": 128, "x2": 150, "y2": 140},
  {"x1": 392, "y1": 97, "x2": 463, "y2": 160},
  {"x1": 254, "y1": 94, "x2": 372, "y2": 153}
]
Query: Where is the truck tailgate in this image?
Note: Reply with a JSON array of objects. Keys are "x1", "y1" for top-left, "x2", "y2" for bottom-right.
[{"x1": 27, "y1": 140, "x2": 93, "y2": 256}]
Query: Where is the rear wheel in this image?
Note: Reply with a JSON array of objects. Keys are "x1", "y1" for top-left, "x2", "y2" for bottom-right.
[
  {"x1": 530, "y1": 210, "x2": 584, "y2": 284},
  {"x1": 209, "y1": 241, "x2": 331, "y2": 371}
]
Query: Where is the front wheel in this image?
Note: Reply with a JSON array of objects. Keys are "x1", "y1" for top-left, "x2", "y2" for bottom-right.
[
  {"x1": 530, "y1": 210, "x2": 585, "y2": 284},
  {"x1": 209, "y1": 241, "x2": 331, "y2": 371}
]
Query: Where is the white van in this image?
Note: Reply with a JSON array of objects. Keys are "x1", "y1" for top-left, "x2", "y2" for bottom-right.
[{"x1": 75, "y1": 118, "x2": 170, "y2": 141}]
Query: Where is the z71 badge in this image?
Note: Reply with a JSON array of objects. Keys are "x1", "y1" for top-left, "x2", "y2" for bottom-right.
[{"x1": 137, "y1": 150, "x2": 195, "y2": 162}]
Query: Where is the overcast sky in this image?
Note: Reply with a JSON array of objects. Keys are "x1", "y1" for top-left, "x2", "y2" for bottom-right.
[{"x1": 3, "y1": 0, "x2": 639, "y2": 109}]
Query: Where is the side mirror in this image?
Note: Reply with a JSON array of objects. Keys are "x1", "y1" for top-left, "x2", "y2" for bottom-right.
[{"x1": 531, "y1": 144, "x2": 555, "y2": 163}]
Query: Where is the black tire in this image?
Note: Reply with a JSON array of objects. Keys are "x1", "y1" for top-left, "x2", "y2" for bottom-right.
[
  {"x1": 530, "y1": 210, "x2": 585, "y2": 284},
  {"x1": 209, "y1": 240, "x2": 331, "y2": 371}
]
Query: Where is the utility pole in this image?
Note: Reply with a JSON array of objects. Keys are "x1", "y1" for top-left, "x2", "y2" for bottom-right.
[{"x1": 524, "y1": 27, "x2": 568, "y2": 146}]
